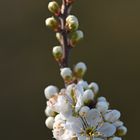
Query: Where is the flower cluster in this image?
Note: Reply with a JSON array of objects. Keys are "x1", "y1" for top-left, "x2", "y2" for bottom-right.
[
  {"x1": 44, "y1": 0, "x2": 127, "y2": 140},
  {"x1": 44, "y1": 63, "x2": 127, "y2": 140}
]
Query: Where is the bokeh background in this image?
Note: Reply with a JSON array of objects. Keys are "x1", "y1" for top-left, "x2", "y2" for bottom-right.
[{"x1": 0, "y1": 0, "x2": 140, "y2": 139}]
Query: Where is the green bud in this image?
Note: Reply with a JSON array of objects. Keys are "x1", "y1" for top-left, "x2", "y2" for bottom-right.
[
  {"x1": 52, "y1": 46, "x2": 63, "y2": 60},
  {"x1": 56, "y1": 32, "x2": 63, "y2": 43},
  {"x1": 74, "y1": 62, "x2": 87, "y2": 78},
  {"x1": 70, "y1": 30, "x2": 84, "y2": 46},
  {"x1": 48, "y1": 1, "x2": 60, "y2": 15},
  {"x1": 116, "y1": 126, "x2": 127, "y2": 136},
  {"x1": 45, "y1": 17, "x2": 58, "y2": 30},
  {"x1": 60, "y1": 68, "x2": 73, "y2": 83},
  {"x1": 66, "y1": 15, "x2": 79, "y2": 31}
]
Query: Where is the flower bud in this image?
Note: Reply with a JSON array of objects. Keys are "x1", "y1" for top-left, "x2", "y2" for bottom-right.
[
  {"x1": 66, "y1": 15, "x2": 79, "y2": 31},
  {"x1": 74, "y1": 62, "x2": 87, "y2": 78},
  {"x1": 83, "y1": 89, "x2": 94, "y2": 103},
  {"x1": 52, "y1": 46, "x2": 63, "y2": 60},
  {"x1": 104, "y1": 110, "x2": 121, "y2": 122},
  {"x1": 48, "y1": 1, "x2": 60, "y2": 15},
  {"x1": 108, "y1": 137, "x2": 122, "y2": 140},
  {"x1": 45, "y1": 117, "x2": 54, "y2": 129},
  {"x1": 44, "y1": 85, "x2": 58, "y2": 99},
  {"x1": 60, "y1": 68, "x2": 73, "y2": 82},
  {"x1": 79, "y1": 106, "x2": 90, "y2": 117},
  {"x1": 97, "y1": 96, "x2": 106, "y2": 102},
  {"x1": 96, "y1": 101, "x2": 109, "y2": 113},
  {"x1": 45, "y1": 106, "x2": 56, "y2": 117},
  {"x1": 66, "y1": 84, "x2": 76, "y2": 95},
  {"x1": 45, "y1": 17, "x2": 59, "y2": 30},
  {"x1": 88, "y1": 82, "x2": 99, "y2": 94},
  {"x1": 70, "y1": 30, "x2": 84, "y2": 46},
  {"x1": 113, "y1": 120, "x2": 124, "y2": 128},
  {"x1": 55, "y1": 114, "x2": 65, "y2": 122},
  {"x1": 77, "y1": 80, "x2": 88, "y2": 90},
  {"x1": 116, "y1": 126, "x2": 127, "y2": 136},
  {"x1": 56, "y1": 32, "x2": 63, "y2": 43}
]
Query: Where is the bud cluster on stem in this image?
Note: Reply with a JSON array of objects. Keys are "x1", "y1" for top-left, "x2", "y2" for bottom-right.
[
  {"x1": 45, "y1": 0, "x2": 84, "y2": 68},
  {"x1": 44, "y1": 1, "x2": 127, "y2": 140}
]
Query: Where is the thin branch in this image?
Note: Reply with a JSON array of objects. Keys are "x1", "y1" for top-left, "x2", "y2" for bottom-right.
[{"x1": 58, "y1": 0, "x2": 72, "y2": 68}]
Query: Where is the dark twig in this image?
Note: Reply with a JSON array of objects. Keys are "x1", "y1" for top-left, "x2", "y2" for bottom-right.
[{"x1": 58, "y1": 0, "x2": 72, "y2": 68}]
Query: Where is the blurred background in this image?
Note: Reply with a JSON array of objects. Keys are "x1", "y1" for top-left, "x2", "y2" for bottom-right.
[{"x1": 0, "y1": 0, "x2": 140, "y2": 139}]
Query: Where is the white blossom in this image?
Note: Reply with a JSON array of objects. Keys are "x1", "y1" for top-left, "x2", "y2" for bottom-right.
[
  {"x1": 79, "y1": 106, "x2": 90, "y2": 117},
  {"x1": 65, "y1": 109, "x2": 116, "y2": 139},
  {"x1": 45, "y1": 82, "x2": 127, "y2": 140}
]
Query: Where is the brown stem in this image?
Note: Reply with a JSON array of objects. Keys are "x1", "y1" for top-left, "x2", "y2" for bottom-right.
[{"x1": 58, "y1": 0, "x2": 72, "y2": 68}]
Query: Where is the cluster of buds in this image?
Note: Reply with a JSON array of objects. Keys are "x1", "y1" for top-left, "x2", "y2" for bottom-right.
[
  {"x1": 60, "y1": 62, "x2": 87, "y2": 84},
  {"x1": 44, "y1": 0, "x2": 127, "y2": 140},
  {"x1": 44, "y1": 65, "x2": 127, "y2": 140},
  {"x1": 45, "y1": 0, "x2": 84, "y2": 67}
]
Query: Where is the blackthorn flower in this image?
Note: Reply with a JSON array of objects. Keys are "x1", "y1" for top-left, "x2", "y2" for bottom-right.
[{"x1": 44, "y1": 0, "x2": 127, "y2": 139}]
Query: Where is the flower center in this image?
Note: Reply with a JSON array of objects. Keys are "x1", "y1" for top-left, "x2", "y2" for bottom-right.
[{"x1": 86, "y1": 127, "x2": 94, "y2": 137}]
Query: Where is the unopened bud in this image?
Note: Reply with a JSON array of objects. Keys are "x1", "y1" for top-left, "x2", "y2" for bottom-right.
[
  {"x1": 116, "y1": 126, "x2": 127, "y2": 136},
  {"x1": 88, "y1": 82, "x2": 99, "y2": 94},
  {"x1": 48, "y1": 1, "x2": 60, "y2": 15},
  {"x1": 96, "y1": 101, "x2": 109, "y2": 113},
  {"x1": 45, "y1": 117, "x2": 54, "y2": 129},
  {"x1": 44, "y1": 85, "x2": 58, "y2": 99},
  {"x1": 74, "y1": 62, "x2": 87, "y2": 78},
  {"x1": 70, "y1": 30, "x2": 84, "y2": 46},
  {"x1": 56, "y1": 32, "x2": 63, "y2": 43},
  {"x1": 97, "y1": 96, "x2": 106, "y2": 102},
  {"x1": 45, "y1": 17, "x2": 59, "y2": 30},
  {"x1": 77, "y1": 80, "x2": 88, "y2": 90},
  {"x1": 45, "y1": 106, "x2": 56, "y2": 117},
  {"x1": 60, "y1": 68, "x2": 73, "y2": 82},
  {"x1": 83, "y1": 89, "x2": 94, "y2": 103},
  {"x1": 108, "y1": 137, "x2": 122, "y2": 140},
  {"x1": 104, "y1": 110, "x2": 121, "y2": 123},
  {"x1": 113, "y1": 120, "x2": 124, "y2": 128},
  {"x1": 52, "y1": 46, "x2": 63, "y2": 60},
  {"x1": 66, "y1": 15, "x2": 79, "y2": 31}
]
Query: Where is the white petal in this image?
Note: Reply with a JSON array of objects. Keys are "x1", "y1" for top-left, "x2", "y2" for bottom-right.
[
  {"x1": 78, "y1": 136, "x2": 87, "y2": 140},
  {"x1": 104, "y1": 110, "x2": 121, "y2": 123},
  {"x1": 94, "y1": 138, "x2": 104, "y2": 140},
  {"x1": 113, "y1": 120, "x2": 124, "y2": 127},
  {"x1": 65, "y1": 117, "x2": 83, "y2": 133},
  {"x1": 87, "y1": 109, "x2": 102, "y2": 127},
  {"x1": 98, "y1": 122, "x2": 116, "y2": 137}
]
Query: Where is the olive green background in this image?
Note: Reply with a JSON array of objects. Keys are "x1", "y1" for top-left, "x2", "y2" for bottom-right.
[{"x1": 0, "y1": 0, "x2": 139, "y2": 139}]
